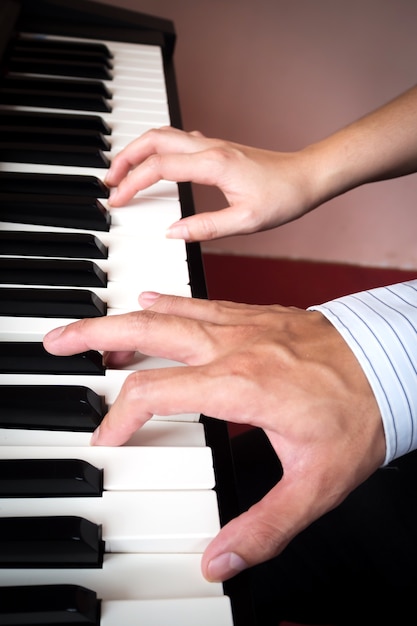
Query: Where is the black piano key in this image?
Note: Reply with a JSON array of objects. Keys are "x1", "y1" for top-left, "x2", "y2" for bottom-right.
[
  {"x1": 0, "y1": 125, "x2": 111, "y2": 150},
  {"x1": 12, "y1": 42, "x2": 114, "y2": 68},
  {"x1": 0, "y1": 89, "x2": 112, "y2": 112},
  {"x1": 0, "y1": 259, "x2": 107, "y2": 287},
  {"x1": 0, "y1": 288, "x2": 107, "y2": 318},
  {"x1": 0, "y1": 194, "x2": 111, "y2": 230},
  {"x1": 0, "y1": 172, "x2": 110, "y2": 198},
  {"x1": 13, "y1": 38, "x2": 113, "y2": 62},
  {"x1": 0, "y1": 459, "x2": 104, "y2": 497},
  {"x1": 14, "y1": 44, "x2": 113, "y2": 65},
  {"x1": 0, "y1": 75, "x2": 112, "y2": 112},
  {"x1": 0, "y1": 110, "x2": 112, "y2": 134},
  {"x1": 0, "y1": 516, "x2": 105, "y2": 568},
  {"x1": 0, "y1": 343, "x2": 105, "y2": 375},
  {"x1": 8, "y1": 56, "x2": 114, "y2": 80},
  {"x1": 0, "y1": 232, "x2": 108, "y2": 259},
  {"x1": 16, "y1": 35, "x2": 114, "y2": 59},
  {"x1": 12, "y1": 43, "x2": 113, "y2": 67},
  {"x1": 1, "y1": 75, "x2": 112, "y2": 99},
  {"x1": 0, "y1": 584, "x2": 101, "y2": 626},
  {"x1": 1, "y1": 384, "x2": 107, "y2": 431},
  {"x1": 0, "y1": 142, "x2": 111, "y2": 167}
]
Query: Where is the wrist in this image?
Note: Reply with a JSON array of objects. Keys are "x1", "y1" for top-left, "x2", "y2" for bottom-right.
[{"x1": 309, "y1": 280, "x2": 417, "y2": 465}]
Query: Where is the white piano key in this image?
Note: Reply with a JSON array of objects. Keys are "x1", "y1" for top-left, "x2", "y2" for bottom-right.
[
  {"x1": 0, "y1": 419, "x2": 205, "y2": 447},
  {"x1": 0, "y1": 26, "x2": 233, "y2": 616},
  {"x1": 0, "y1": 314, "x2": 121, "y2": 338},
  {"x1": 100, "y1": 597, "x2": 234, "y2": 626},
  {"x1": 0, "y1": 173, "x2": 179, "y2": 201},
  {"x1": 0, "y1": 280, "x2": 191, "y2": 315},
  {"x1": 0, "y1": 552, "x2": 224, "y2": 600},
  {"x1": 0, "y1": 489, "x2": 220, "y2": 552},
  {"x1": 0, "y1": 445, "x2": 215, "y2": 490},
  {"x1": 0, "y1": 253, "x2": 190, "y2": 284},
  {"x1": 107, "y1": 76, "x2": 166, "y2": 94},
  {"x1": 0, "y1": 100, "x2": 171, "y2": 125},
  {"x1": 0, "y1": 366, "x2": 200, "y2": 411},
  {"x1": 1, "y1": 195, "x2": 183, "y2": 234}
]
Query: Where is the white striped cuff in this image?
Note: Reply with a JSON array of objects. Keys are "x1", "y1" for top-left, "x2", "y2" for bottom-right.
[{"x1": 308, "y1": 280, "x2": 417, "y2": 465}]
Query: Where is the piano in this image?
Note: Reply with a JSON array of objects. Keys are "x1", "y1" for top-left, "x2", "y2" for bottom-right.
[{"x1": 0, "y1": 1, "x2": 255, "y2": 624}]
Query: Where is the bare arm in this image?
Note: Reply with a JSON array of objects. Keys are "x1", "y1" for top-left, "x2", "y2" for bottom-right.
[{"x1": 105, "y1": 84, "x2": 417, "y2": 242}]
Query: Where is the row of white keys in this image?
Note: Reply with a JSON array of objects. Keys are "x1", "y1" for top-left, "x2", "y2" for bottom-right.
[
  {"x1": 0, "y1": 490, "x2": 220, "y2": 553},
  {"x1": 100, "y1": 597, "x2": 234, "y2": 626},
  {"x1": 1, "y1": 35, "x2": 189, "y2": 327},
  {"x1": 0, "y1": 35, "x2": 233, "y2": 620},
  {"x1": 0, "y1": 363, "x2": 199, "y2": 420},
  {"x1": 0, "y1": 193, "x2": 192, "y2": 317},
  {"x1": 4, "y1": 36, "x2": 173, "y2": 154},
  {"x1": 0, "y1": 419, "x2": 204, "y2": 447},
  {"x1": 0, "y1": 552, "x2": 224, "y2": 600},
  {"x1": 0, "y1": 238, "x2": 190, "y2": 283},
  {"x1": 0, "y1": 445, "x2": 215, "y2": 490}
]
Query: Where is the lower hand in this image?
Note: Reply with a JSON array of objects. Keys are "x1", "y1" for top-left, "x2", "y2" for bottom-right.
[{"x1": 43, "y1": 292, "x2": 385, "y2": 582}]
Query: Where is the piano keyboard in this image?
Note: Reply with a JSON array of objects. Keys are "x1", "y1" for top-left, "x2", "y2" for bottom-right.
[{"x1": 0, "y1": 14, "x2": 236, "y2": 626}]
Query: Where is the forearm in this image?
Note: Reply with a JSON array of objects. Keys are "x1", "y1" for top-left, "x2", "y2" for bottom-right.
[
  {"x1": 302, "y1": 84, "x2": 417, "y2": 208},
  {"x1": 309, "y1": 279, "x2": 417, "y2": 464}
]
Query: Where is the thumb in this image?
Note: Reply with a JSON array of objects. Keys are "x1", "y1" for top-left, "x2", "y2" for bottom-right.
[
  {"x1": 166, "y1": 206, "x2": 255, "y2": 242},
  {"x1": 201, "y1": 476, "x2": 326, "y2": 582}
]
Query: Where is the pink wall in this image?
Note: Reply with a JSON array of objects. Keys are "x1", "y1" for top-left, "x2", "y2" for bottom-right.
[{"x1": 98, "y1": 0, "x2": 417, "y2": 269}]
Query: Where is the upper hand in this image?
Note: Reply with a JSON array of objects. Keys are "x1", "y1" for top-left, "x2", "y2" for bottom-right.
[
  {"x1": 43, "y1": 293, "x2": 385, "y2": 582},
  {"x1": 105, "y1": 126, "x2": 317, "y2": 242}
]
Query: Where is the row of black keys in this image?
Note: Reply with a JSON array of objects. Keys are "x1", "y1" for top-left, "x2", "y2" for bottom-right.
[
  {"x1": 2, "y1": 381, "x2": 105, "y2": 497},
  {"x1": 1, "y1": 169, "x2": 110, "y2": 230},
  {"x1": 0, "y1": 109, "x2": 112, "y2": 170},
  {"x1": 1, "y1": 35, "x2": 115, "y2": 168},
  {"x1": 1, "y1": 170, "x2": 111, "y2": 317},
  {"x1": 2, "y1": 37, "x2": 128, "y2": 622}
]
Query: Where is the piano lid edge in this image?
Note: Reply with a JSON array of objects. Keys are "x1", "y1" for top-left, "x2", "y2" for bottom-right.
[{"x1": 16, "y1": 0, "x2": 176, "y2": 58}]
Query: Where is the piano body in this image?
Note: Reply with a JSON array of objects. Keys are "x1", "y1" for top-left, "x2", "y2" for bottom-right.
[{"x1": 0, "y1": 1, "x2": 255, "y2": 624}]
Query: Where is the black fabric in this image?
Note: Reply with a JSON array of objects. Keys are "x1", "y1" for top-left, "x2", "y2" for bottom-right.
[{"x1": 230, "y1": 428, "x2": 417, "y2": 625}]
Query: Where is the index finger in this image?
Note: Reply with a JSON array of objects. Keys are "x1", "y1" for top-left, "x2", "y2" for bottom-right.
[
  {"x1": 42, "y1": 309, "x2": 215, "y2": 365},
  {"x1": 105, "y1": 126, "x2": 206, "y2": 187}
]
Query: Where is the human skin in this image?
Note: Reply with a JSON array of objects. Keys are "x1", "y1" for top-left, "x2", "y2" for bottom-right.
[
  {"x1": 44, "y1": 84, "x2": 417, "y2": 581},
  {"x1": 43, "y1": 293, "x2": 384, "y2": 582}
]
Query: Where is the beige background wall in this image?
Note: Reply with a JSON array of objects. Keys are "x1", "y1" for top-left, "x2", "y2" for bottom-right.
[{"x1": 95, "y1": 0, "x2": 417, "y2": 269}]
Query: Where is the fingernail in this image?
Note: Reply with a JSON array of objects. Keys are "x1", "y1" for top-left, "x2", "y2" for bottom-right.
[
  {"x1": 166, "y1": 222, "x2": 189, "y2": 240},
  {"x1": 139, "y1": 291, "x2": 161, "y2": 307},
  {"x1": 207, "y1": 552, "x2": 248, "y2": 582},
  {"x1": 90, "y1": 426, "x2": 101, "y2": 446}
]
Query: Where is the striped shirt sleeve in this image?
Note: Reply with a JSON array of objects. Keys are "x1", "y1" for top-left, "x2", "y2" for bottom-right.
[{"x1": 308, "y1": 280, "x2": 417, "y2": 465}]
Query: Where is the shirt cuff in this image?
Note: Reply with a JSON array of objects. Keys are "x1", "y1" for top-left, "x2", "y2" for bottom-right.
[{"x1": 308, "y1": 280, "x2": 417, "y2": 465}]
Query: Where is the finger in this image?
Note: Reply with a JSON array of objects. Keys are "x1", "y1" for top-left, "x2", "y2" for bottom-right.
[
  {"x1": 105, "y1": 126, "x2": 191, "y2": 185},
  {"x1": 138, "y1": 291, "x2": 254, "y2": 320},
  {"x1": 138, "y1": 291, "x2": 286, "y2": 324},
  {"x1": 102, "y1": 349, "x2": 136, "y2": 368},
  {"x1": 105, "y1": 126, "x2": 209, "y2": 190},
  {"x1": 91, "y1": 364, "x2": 206, "y2": 446},
  {"x1": 107, "y1": 150, "x2": 229, "y2": 208},
  {"x1": 165, "y1": 205, "x2": 257, "y2": 242},
  {"x1": 43, "y1": 309, "x2": 217, "y2": 365},
  {"x1": 91, "y1": 354, "x2": 275, "y2": 446},
  {"x1": 201, "y1": 470, "x2": 332, "y2": 582}
]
